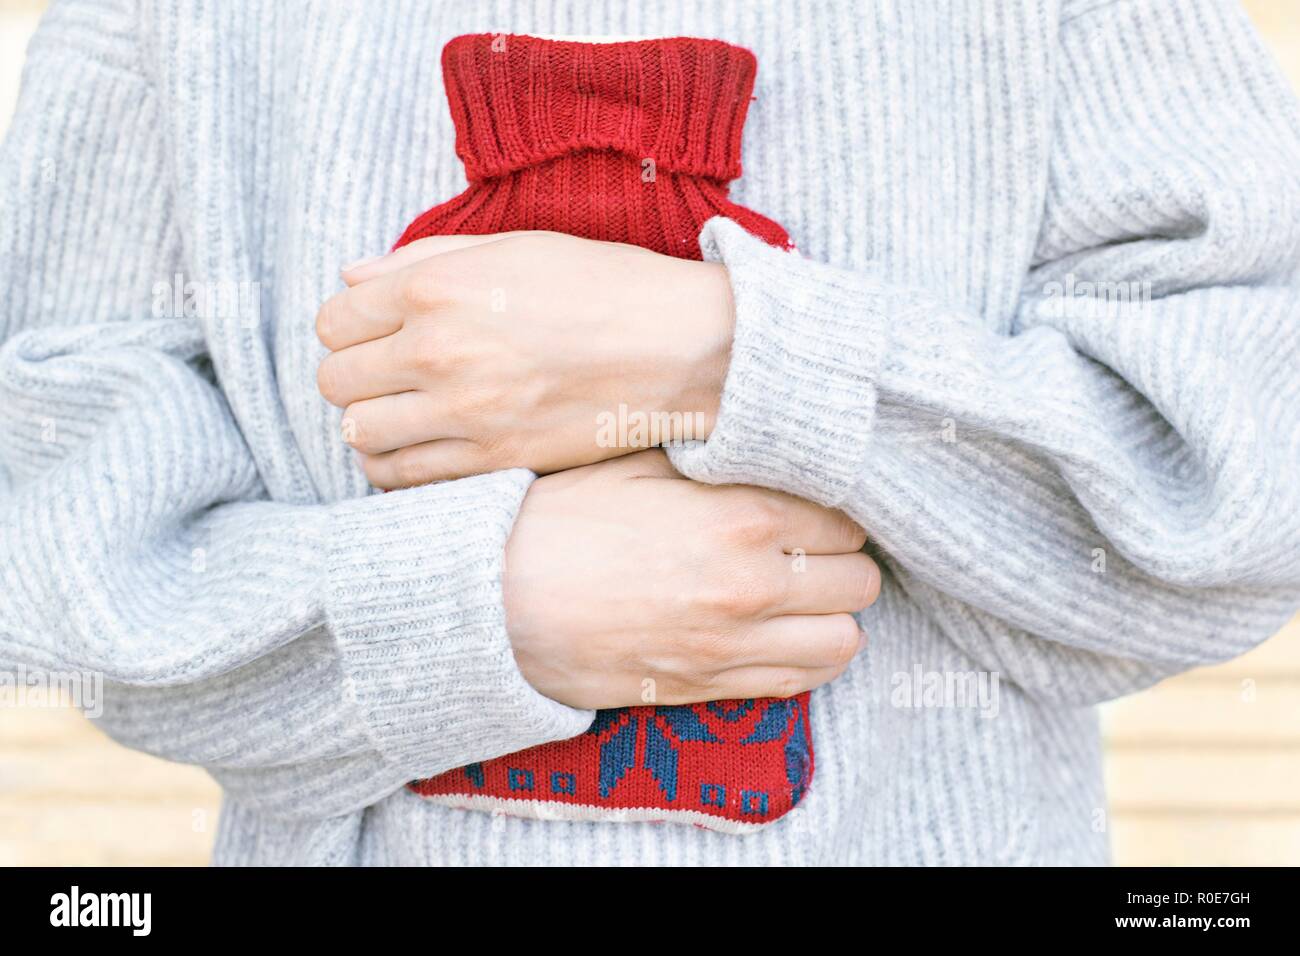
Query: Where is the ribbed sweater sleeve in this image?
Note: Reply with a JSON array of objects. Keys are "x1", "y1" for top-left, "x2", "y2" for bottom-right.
[
  {"x1": 670, "y1": 0, "x2": 1300, "y2": 704},
  {"x1": 0, "y1": 0, "x2": 592, "y2": 818}
]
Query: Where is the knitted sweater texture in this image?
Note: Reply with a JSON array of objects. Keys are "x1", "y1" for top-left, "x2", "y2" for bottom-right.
[{"x1": 1, "y1": 0, "x2": 1298, "y2": 865}]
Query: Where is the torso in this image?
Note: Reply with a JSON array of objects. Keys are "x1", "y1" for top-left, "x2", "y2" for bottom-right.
[{"x1": 146, "y1": 0, "x2": 1103, "y2": 864}]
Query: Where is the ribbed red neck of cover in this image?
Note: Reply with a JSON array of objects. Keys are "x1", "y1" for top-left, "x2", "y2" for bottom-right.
[{"x1": 441, "y1": 33, "x2": 758, "y2": 183}]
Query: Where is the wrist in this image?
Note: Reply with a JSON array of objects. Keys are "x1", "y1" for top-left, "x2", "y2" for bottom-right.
[{"x1": 667, "y1": 260, "x2": 734, "y2": 441}]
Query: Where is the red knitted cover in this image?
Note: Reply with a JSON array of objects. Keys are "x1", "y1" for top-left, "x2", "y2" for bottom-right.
[
  {"x1": 394, "y1": 33, "x2": 792, "y2": 256},
  {"x1": 401, "y1": 33, "x2": 809, "y2": 831}
]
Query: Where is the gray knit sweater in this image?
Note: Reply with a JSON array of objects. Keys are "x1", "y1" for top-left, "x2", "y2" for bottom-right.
[{"x1": 2, "y1": 0, "x2": 1298, "y2": 865}]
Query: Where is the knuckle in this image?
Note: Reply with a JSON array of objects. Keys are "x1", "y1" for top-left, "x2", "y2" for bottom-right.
[
  {"x1": 850, "y1": 557, "x2": 882, "y2": 610},
  {"x1": 838, "y1": 511, "x2": 868, "y2": 551},
  {"x1": 638, "y1": 651, "x2": 707, "y2": 701},
  {"x1": 703, "y1": 568, "x2": 771, "y2": 619},
  {"x1": 392, "y1": 450, "x2": 428, "y2": 489},
  {"x1": 830, "y1": 641, "x2": 859, "y2": 679},
  {"x1": 339, "y1": 413, "x2": 360, "y2": 448},
  {"x1": 657, "y1": 675, "x2": 706, "y2": 706},
  {"x1": 399, "y1": 268, "x2": 443, "y2": 309},
  {"x1": 827, "y1": 614, "x2": 862, "y2": 668},
  {"x1": 340, "y1": 406, "x2": 373, "y2": 452},
  {"x1": 690, "y1": 629, "x2": 739, "y2": 670},
  {"x1": 675, "y1": 667, "x2": 719, "y2": 701},
  {"x1": 407, "y1": 325, "x2": 445, "y2": 372},
  {"x1": 410, "y1": 323, "x2": 467, "y2": 375},
  {"x1": 722, "y1": 495, "x2": 784, "y2": 548},
  {"x1": 316, "y1": 355, "x2": 346, "y2": 405},
  {"x1": 768, "y1": 670, "x2": 805, "y2": 701},
  {"x1": 314, "y1": 299, "x2": 339, "y2": 346}
]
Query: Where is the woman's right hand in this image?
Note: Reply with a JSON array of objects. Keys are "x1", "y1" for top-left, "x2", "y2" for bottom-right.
[{"x1": 504, "y1": 450, "x2": 880, "y2": 710}]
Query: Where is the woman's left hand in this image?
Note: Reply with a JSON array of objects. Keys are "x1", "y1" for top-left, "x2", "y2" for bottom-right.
[{"x1": 316, "y1": 231, "x2": 734, "y2": 489}]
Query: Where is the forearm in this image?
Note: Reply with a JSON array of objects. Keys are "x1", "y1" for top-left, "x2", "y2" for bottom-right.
[
  {"x1": 0, "y1": 5, "x2": 594, "y2": 815},
  {"x1": 670, "y1": 209, "x2": 1300, "y2": 701},
  {"x1": 0, "y1": 320, "x2": 592, "y2": 816},
  {"x1": 665, "y1": 2, "x2": 1300, "y2": 702}
]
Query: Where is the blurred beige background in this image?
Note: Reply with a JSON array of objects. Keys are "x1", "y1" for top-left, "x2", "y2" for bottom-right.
[{"x1": 1, "y1": 0, "x2": 1298, "y2": 866}]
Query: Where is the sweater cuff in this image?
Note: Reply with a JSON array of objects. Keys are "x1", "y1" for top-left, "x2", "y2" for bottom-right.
[
  {"x1": 322, "y1": 469, "x2": 594, "y2": 777},
  {"x1": 667, "y1": 217, "x2": 885, "y2": 508}
]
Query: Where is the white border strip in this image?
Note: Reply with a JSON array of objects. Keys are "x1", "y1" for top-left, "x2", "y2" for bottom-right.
[{"x1": 415, "y1": 792, "x2": 770, "y2": 834}]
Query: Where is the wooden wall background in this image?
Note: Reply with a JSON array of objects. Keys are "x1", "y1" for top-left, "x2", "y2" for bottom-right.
[{"x1": 0, "y1": 0, "x2": 1297, "y2": 866}]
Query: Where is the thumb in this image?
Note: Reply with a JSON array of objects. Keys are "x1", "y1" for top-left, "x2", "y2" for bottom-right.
[
  {"x1": 340, "y1": 232, "x2": 526, "y2": 287},
  {"x1": 604, "y1": 448, "x2": 681, "y2": 480}
]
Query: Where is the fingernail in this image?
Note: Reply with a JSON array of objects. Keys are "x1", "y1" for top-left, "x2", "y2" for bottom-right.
[
  {"x1": 341, "y1": 254, "x2": 381, "y2": 274},
  {"x1": 857, "y1": 629, "x2": 869, "y2": 652}
]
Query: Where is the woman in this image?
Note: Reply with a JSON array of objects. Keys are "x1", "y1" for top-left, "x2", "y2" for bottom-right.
[{"x1": 1, "y1": 0, "x2": 1297, "y2": 865}]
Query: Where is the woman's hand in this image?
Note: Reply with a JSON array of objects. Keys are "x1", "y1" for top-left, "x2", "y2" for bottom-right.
[
  {"x1": 316, "y1": 232, "x2": 734, "y2": 489},
  {"x1": 502, "y1": 451, "x2": 879, "y2": 710}
]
